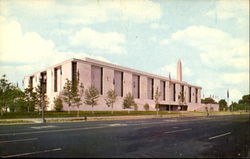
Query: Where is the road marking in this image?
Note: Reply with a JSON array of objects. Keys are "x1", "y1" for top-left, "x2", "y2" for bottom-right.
[
  {"x1": 1, "y1": 148, "x2": 62, "y2": 158},
  {"x1": 164, "y1": 128, "x2": 192, "y2": 134},
  {"x1": 30, "y1": 125, "x2": 57, "y2": 129},
  {"x1": 208, "y1": 132, "x2": 231, "y2": 140},
  {"x1": 0, "y1": 126, "x2": 107, "y2": 136},
  {"x1": 108, "y1": 123, "x2": 128, "y2": 127},
  {"x1": 0, "y1": 138, "x2": 38, "y2": 144}
]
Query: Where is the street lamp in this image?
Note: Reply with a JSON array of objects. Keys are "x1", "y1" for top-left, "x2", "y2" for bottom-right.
[{"x1": 39, "y1": 75, "x2": 46, "y2": 123}]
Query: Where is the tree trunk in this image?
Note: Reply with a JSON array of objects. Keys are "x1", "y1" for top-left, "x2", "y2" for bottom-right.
[
  {"x1": 111, "y1": 105, "x2": 113, "y2": 114},
  {"x1": 92, "y1": 106, "x2": 94, "y2": 115},
  {"x1": 77, "y1": 107, "x2": 80, "y2": 117},
  {"x1": 68, "y1": 106, "x2": 70, "y2": 114},
  {"x1": 0, "y1": 109, "x2": 3, "y2": 116}
]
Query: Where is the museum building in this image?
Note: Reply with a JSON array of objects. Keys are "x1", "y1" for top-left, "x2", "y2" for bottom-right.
[{"x1": 24, "y1": 57, "x2": 205, "y2": 111}]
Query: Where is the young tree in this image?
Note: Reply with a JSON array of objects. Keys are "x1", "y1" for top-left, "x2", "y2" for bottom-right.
[
  {"x1": 123, "y1": 92, "x2": 137, "y2": 114},
  {"x1": 105, "y1": 89, "x2": 117, "y2": 114},
  {"x1": 178, "y1": 91, "x2": 186, "y2": 105},
  {"x1": 84, "y1": 86, "x2": 99, "y2": 114},
  {"x1": 144, "y1": 103, "x2": 150, "y2": 111},
  {"x1": 62, "y1": 79, "x2": 74, "y2": 114},
  {"x1": 35, "y1": 85, "x2": 49, "y2": 114},
  {"x1": 24, "y1": 86, "x2": 37, "y2": 112},
  {"x1": 53, "y1": 96, "x2": 63, "y2": 112},
  {"x1": 154, "y1": 87, "x2": 161, "y2": 116},
  {"x1": 72, "y1": 83, "x2": 84, "y2": 117}
]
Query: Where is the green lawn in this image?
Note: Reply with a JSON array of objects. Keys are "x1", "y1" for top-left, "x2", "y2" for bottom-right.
[{"x1": 0, "y1": 111, "x2": 179, "y2": 119}]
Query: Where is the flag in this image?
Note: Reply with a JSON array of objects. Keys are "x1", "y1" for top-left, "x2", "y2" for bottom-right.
[{"x1": 227, "y1": 89, "x2": 229, "y2": 98}]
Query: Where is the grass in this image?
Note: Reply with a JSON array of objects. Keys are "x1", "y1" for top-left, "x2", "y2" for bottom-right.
[
  {"x1": 0, "y1": 120, "x2": 35, "y2": 124},
  {"x1": 0, "y1": 111, "x2": 178, "y2": 119}
]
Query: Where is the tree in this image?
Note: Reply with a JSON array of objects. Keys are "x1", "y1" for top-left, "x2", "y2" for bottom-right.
[
  {"x1": 24, "y1": 86, "x2": 37, "y2": 112},
  {"x1": 201, "y1": 97, "x2": 217, "y2": 104},
  {"x1": 0, "y1": 75, "x2": 30, "y2": 113},
  {"x1": 0, "y1": 75, "x2": 11, "y2": 115},
  {"x1": 154, "y1": 87, "x2": 161, "y2": 116},
  {"x1": 123, "y1": 92, "x2": 136, "y2": 114},
  {"x1": 218, "y1": 99, "x2": 228, "y2": 111},
  {"x1": 35, "y1": 85, "x2": 49, "y2": 113},
  {"x1": 105, "y1": 89, "x2": 117, "y2": 114},
  {"x1": 72, "y1": 83, "x2": 84, "y2": 117},
  {"x1": 54, "y1": 96, "x2": 63, "y2": 112},
  {"x1": 239, "y1": 94, "x2": 250, "y2": 105},
  {"x1": 144, "y1": 103, "x2": 150, "y2": 111},
  {"x1": 62, "y1": 79, "x2": 75, "y2": 114},
  {"x1": 84, "y1": 86, "x2": 99, "y2": 114},
  {"x1": 178, "y1": 91, "x2": 186, "y2": 105}
]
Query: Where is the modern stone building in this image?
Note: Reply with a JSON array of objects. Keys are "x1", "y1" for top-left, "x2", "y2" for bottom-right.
[{"x1": 24, "y1": 57, "x2": 210, "y2": 111}]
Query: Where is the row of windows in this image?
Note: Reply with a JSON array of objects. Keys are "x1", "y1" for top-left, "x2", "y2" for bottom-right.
[{"x1": 52, "y1": 62, "x2": 199, "y2": 103}]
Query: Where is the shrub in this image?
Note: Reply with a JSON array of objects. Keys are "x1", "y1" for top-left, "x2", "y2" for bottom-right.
[
  {"x1": 144, "y1": 103, "x2": 150, "y2": 111},
  {"x1": 54, "y1": 96, "x2": 63, "y2": 112}
]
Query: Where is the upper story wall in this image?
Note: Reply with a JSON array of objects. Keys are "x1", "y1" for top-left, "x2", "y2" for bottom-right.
[{"x1": 23, "y1": 58, "x2": 202, "y2": 106}]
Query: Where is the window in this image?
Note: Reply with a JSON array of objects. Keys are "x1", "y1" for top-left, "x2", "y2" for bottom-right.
[
  {"x1": 173, "y1": 83, "x2": 176, "y2": 102},
  {"x1": 91, "y1": 65, "x2": 103, "y2": 95},
  {"x1": 161, "y1": 81, "x2": 166, "y2": 101},
  {"x1": 72, "y1": 62, "x2": 77, "y2": 87},
  {"x1": 54, "y1": 68, "x2": 58, "y2": 92},
  {"x1": 132, "y1": 75, "x2": 140, "y2": 98},
  {"x1": 114, "y1": 70, "x2": 123, "y2": 97},
  {"x1": 195, "y1": 88, "x2": 198, "y2": 103},
  {"x1": 29, "y1": 76, "x2": 34, "y2": 88},
  {"x1": 147, "y1": 78, "x2": 154, "y2": 100},
  {"x1": 40, "y1": 72, "x2": 47, "y2": 93},
  {"x1": 189, "y1": 87, "x2": 192, "y2": 103}
]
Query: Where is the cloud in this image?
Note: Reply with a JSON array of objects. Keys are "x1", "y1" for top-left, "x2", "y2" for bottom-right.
[
  {"x1": 0, "y1": 16, "x2": 110, "y2": 88},
  {"x1": 221, "y1": 72, "x2": 249, "y2": 85},
  {"x1": 162, "y1": 25, "x2": 249, "y2": 70},
  {"x1": 206, "y1": 0, "x2": 249, "y2": 26},
  {"x1": 6, "y1": 0, "x2": 162, "y2": 25},
  {"x1": 69, "y1": 28, "x2": 126, "y2": 54},
  {"x1": 150, "y1": 23, "x2": 165, "y2": 29}
]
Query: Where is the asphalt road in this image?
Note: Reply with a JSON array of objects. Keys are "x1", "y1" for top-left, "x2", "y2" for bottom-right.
[{"x1": 0, "y1": 114, "x2": 249, "y2": 158}]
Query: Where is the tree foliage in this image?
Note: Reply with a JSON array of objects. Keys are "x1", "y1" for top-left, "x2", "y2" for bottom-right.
[
  {"x1": 105, "y1": 89, "x2": 117, "y2": 114},
  {"x1": 61, "y1": 79, "x2": 76, "y2": 114},
  {"x1": 72, "y1": 83, "x2": 84, "y2": 117},
  {"x1": 201, "y1": 97, "x2": 217, "y2": 104},
  {"x1": 154, "y1": 87, "x2": 161, "y2": 115},
  {"x1": 53, "y1": 96, "x2": 63, "y2": 112},
  {"x1": 35, "y1": 85, "x2": 49, "y2": 113},
  {"x1": 84, "y1": 86, "x2": 99, "y2": 114},
  {"x1": 218, "y1": 99, "x2": 228, "y2": 111},
  {"x1": 144, "y1": 103, "x2": 150, "y2": 111},
  {"x1": 123, "y1": 92, "x2": 137, "y2": 114}
]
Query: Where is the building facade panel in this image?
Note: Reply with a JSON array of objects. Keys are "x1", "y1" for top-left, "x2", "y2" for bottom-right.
[
  {"x1": 114, "y1": 70, "x2": 123, "y2": 97},
  {"x1": 123, "y1": 72, "x2": 132, "y2": 97}
]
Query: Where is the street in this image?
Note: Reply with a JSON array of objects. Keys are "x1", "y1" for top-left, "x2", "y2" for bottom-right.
[{"x1": 0, "y1": 114, "x2": 249, "y2": 158}]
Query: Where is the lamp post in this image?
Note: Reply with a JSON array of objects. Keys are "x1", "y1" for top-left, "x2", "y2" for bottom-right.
[{"x1": 39, "y1": 75, "x2": 46, "y2": 123}]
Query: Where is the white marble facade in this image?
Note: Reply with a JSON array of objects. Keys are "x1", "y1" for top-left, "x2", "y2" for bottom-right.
[{"x1": 24, "y1": 57, "x2": 213, "y2": 111}]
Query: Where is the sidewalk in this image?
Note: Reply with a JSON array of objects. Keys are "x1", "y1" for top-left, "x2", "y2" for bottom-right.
[{"x1": 0, "y1": 111, "x2": 248, "y2": 125}]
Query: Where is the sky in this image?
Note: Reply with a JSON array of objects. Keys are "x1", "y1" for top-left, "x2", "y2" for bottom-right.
[{"x1": 0, "y1": 0, "x2": 249, "y2": 103}]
